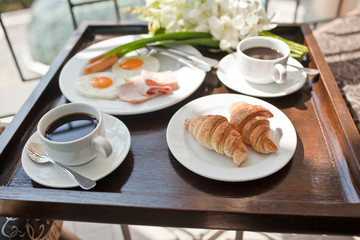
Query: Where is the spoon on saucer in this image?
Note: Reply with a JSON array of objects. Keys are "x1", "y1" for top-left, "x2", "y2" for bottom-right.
[
  {"x1": 287, "y1": 64, "x2": 320, "y2": 75},
  {"x1": 26, "y1": 142, "x2": 96, "y2": 190}
]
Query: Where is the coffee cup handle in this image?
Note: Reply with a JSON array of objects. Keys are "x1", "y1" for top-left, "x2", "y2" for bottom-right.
[
  {"x1": 272, "y1": 64, "x2": 287, "y2": 84},
  {"x1": 90, "y1": 136, "x2": 113, "y2": 158}
]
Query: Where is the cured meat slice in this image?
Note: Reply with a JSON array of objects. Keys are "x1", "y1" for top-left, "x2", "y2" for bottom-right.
[{"x1": 117, "y1": 70, "x2": 178, "y2": 103}]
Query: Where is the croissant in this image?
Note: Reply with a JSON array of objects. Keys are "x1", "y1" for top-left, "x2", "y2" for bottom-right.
[
  {"x1": 229, "y1": 101, "x2": 278, "y2": 154},
  {"x1": 184, "y1": 114, "x2": 248, "y2": 167}
]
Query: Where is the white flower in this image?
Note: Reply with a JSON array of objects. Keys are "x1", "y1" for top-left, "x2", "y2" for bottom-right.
[{"x1": 139, "y1": 0, "x2": 276, "y2": 51}]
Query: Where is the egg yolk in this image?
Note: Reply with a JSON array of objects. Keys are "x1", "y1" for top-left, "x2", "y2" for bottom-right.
[
  {"x1": 119, "y1": 58, "x2": 144, "y2": 70},
  {"x1": 90, "y1": 77, "x2": 113, "y2": 89}
]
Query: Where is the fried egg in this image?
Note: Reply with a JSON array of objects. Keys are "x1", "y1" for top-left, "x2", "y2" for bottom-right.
[
  {"x1": 111, "y1": 55, "x2": 160, "y2": 79},
  {"x1": 75, "y1": 72, "x2": 125, "y2": 99}
]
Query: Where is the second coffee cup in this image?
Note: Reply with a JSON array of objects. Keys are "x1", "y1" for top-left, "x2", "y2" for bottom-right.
[{"x1": 237, "y1": 36, "x2": 290, "y2": 84}]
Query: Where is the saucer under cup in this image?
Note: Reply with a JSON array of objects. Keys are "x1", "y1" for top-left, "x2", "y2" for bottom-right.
[
  {"x1": 217, "y1": 53, "x2": 307, "y2": 98},
  {"x1": 22, "y1": 113, "x2": 131, "y2": 188}
]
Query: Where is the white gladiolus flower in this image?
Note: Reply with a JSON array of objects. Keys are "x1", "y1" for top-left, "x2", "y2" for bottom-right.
[{"x1": 138, "y1": 0, "x2": 276, "y2": 51}]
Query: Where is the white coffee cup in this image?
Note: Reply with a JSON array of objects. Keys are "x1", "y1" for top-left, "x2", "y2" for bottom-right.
[
  {"x1": 237, "y1": 36, "x2": 290, "y2": 84},
  {"x1": 37, "y1": 103, "x2": 113, "y2": 166}
]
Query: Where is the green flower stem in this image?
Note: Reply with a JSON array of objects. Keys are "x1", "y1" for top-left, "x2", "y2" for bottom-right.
[
  {"x1": 104, "y1": 32, "x2": 213, "y2": 58},
  {"x1": 259, "y1": 31, "x2": 309, "y2": 60},
  {"x1": 155, "y1": 38, "x2": 220, "y2": 49},
  {"x1": 100, "y1": 30, "x2": 308, "y2": 61}
]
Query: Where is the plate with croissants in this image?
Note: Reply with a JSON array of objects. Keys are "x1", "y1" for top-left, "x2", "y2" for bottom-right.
[{"x1": 166, "y1": 93, "x2": 297, "y2": 182}]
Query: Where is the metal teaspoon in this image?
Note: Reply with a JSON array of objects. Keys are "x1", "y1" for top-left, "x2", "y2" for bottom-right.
[
  {"x1": 287, "y1": 64, "x2": 320, "y2": 75},
  {"x1": 26, "y1": 142, "x2": 96, "y2": 190}
]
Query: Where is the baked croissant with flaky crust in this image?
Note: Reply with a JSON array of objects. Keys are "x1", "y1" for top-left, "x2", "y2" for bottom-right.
[
  {"x1": 229, "y1": 101, "x2": 278, "y2": 154},
  {"x1": 184, "y1": 114, "x2": 248, "y2": 167}
]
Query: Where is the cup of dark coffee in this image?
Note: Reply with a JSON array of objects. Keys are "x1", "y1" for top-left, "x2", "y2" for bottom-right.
[
  {"x1": 237, "y1": 36, "x2": 290, "y2": 84},
  {"x1": 37, "y1": 103, "x2": 112, "y2": 166}
]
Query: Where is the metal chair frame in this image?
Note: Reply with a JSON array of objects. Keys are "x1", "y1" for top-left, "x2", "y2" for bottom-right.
[
  {"x1": 0, "y1": 12, "x2": 38, "y2": 82},
  {"x1": 67, "y1": 0, "x2": 120, "y2": 29}
]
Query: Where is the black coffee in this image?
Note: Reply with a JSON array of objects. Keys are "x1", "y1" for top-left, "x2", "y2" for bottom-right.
[
  {"x1": 243, "y1": 47, "x2": 283, "y2": 60},
  {"x1": 45, "y1": 113, "x2": 98, "y2": 142}
]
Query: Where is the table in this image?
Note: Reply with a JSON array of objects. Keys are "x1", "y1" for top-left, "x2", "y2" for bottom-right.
[{"x1": 0, "y1": 22, "x2": 359, "y2": 236}]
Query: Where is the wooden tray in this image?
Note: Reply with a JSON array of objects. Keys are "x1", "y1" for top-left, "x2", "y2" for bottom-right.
[{"x1": 0, "y1": 22, "x2": 359, "y2": 235}]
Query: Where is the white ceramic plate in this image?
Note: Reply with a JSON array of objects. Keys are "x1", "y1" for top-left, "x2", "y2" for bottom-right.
[
  {"x1": 22, "y1": 113, "x2": 131, "y2": 188},
  {"x1": 59, "y1": 35, "x2": 206, "y2": 115},
  {"x1": 166, "y1": 93, "x2": 297, "y2": 182},
  {"x1": 217, "y1": 53, "x2": 307, "y2": 98}
]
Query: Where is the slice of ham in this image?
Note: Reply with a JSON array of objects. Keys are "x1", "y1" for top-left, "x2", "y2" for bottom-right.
[{"x1": 117, "y1": 70, "x2": 178, "y2": 103}]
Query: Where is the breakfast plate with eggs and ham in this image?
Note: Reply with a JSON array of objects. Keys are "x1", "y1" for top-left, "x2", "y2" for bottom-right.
[{"x1": 59, "y1": 35, "x2": 206, "y2": 115}]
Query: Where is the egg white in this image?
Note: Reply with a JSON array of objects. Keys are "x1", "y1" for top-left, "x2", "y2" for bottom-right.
[
  {"x1": 111, "y1": 55, "x2": 160, "y2": 80},
  {"x1": 75, "y1": 72, "x2": 125, "y2": 100}
]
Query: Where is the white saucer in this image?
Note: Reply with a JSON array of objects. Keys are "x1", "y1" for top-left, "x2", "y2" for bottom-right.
[
  {"x1": 217, "y1": 53, "x2": 307, "y2": 98},
  {"x1": 21, "y1": 113, "x2": 131, "y2": 188}
]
